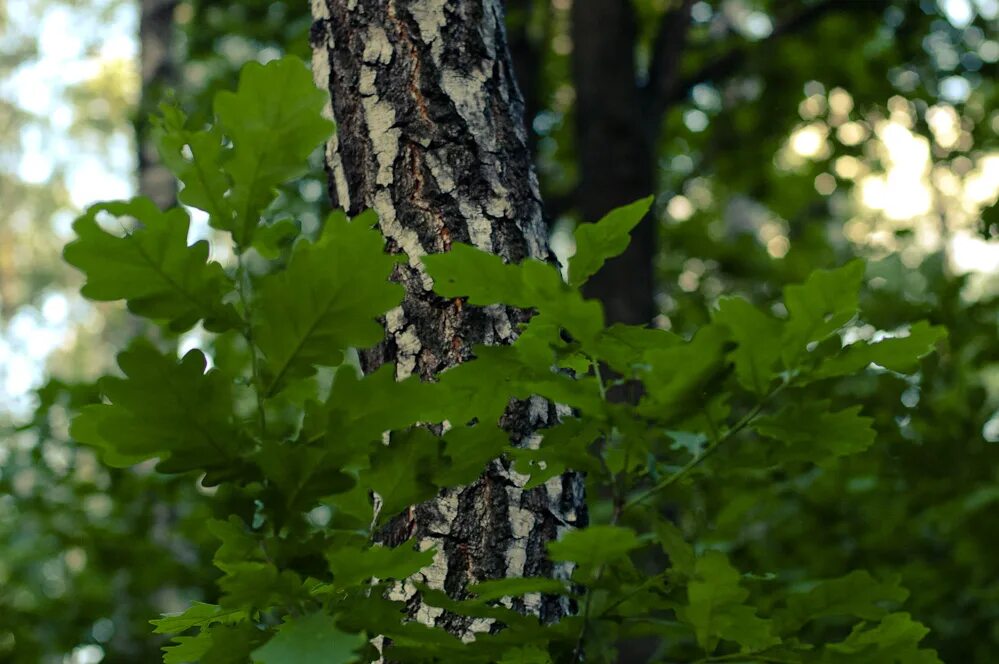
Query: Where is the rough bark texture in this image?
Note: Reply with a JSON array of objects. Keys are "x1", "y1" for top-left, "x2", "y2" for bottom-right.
[
  {"x1": 310, "y1": 0, "x2": 584, "y2": 639},
  {"x1": 138, "y1": 0, "x2": 178, "y2": 209}
]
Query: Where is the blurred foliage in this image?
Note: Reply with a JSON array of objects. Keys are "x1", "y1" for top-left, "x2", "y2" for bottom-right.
[{"x1": 1, "y1": 0, "x2": 998, "y2": 662}]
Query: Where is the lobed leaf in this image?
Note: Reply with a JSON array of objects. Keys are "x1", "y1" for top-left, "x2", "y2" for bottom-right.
[
  {"x1": 638, "y1": 323, "x2": 731, "y2": 420},
  {"x1": 753, "y1": 402, "x2": 876, "y2": 465},
  {"x1": 362, "y1": 428, "x2": 444, "y2": 523},
  {"x1": 782, "y1": 260, "x2": 865, "y2": 367},
  {"x1": 214, "y1": 56, "x2": 334, "y2": 245},
  {"x1": 254, "y1": 210, "x2": 402, "y2": 394},
  {"x1": 713, "y1": 296, "x2": 783, "y2": 395},
  {"x1": 821, "y1": 613, "x2": 941, "y2": 663},
  {"x1": 327, "y1": 540, "x2": 436, "y2": 589},
  {"x1": 251, "y1": 612, "x2": 365, "y2": 664},
  {"x1": 677, "y1": 551, "x2": 779, "y2": 654},
  {"x1": 469, "y1": 577, "x2": 570, "y2": 603},
  {"x1": 812, "y1": 321, "x2": 947, "y2": 380},
  {"x1": 779, "y1": 570, "x2": 908, "y2": 632},
  {"x1": 568, "y1": 196, "x2": 654, "y2": 287},
  {"x1": 70, "y1": 341, "x2": 244, "y2": 476},
  {"x1": 64, "y1": 197, "x2": 238, "y2": 332},
  {"x1": 424, "y1": 244, "x2": 604, "y2": 345},
  {"x1": 548, "y1": 525, "x2": 642, "y2": 567},
  {"x1": 153, "y1": 103, "x2": 234, "y2": 231},
  {"x1": 151, "y1": 602, "x2": 247, "y2": 635}
]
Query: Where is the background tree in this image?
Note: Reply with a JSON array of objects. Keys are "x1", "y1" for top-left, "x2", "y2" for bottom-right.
[{"x1": 138, "y1": 0, "x2": 179, "y2": 208}]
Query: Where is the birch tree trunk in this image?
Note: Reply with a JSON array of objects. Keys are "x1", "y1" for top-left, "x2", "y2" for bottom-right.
[{"x1": 310, "y1": 0, "x2": 585, "y2": 637}]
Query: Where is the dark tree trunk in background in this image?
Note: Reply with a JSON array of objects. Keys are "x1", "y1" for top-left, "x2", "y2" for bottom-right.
[
  {"x1": 310, "y1": 0, "x2": 584, "y2": 637},
  {"x1": 571, "y1": 0, "x2": 656, "y2": 326},
  {"x1": 571, "y1": 0, "x2": 693, "y2": 327},
  {"x1": 138, "y1": 0, "x2": 178, "y2": 209},
  {"x1": 570, "y1": 0, "x2": 882, "y2": 327},
  {"x1": 505, "y1": 0, "x2": 545, "y2": 161}
]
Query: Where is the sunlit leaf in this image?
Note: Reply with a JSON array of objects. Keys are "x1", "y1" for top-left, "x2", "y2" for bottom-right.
[
  {"x1": 214, "y1": 56, "x2": 334, "y2": 245},
  {"x1": 64, "y1": 197, "x2": 238, "y2": 332},
  {"x1": 812, "y1": 322, "x2": 947, "y2": 380}
]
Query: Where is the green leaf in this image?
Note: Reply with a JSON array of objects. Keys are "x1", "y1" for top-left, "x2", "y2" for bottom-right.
[
  {"x1": 159, "y1": 617, "x2": 264, "y2": 664},
  {"x1": 821, "y1": 613, "x2": 941, "y2": 663},
  {"x1": 712, "y1": 296, "x2": 783, "y2": 395},
  {"x1": 498, "y1": 646, "x2": 553, "y2": 663},
  {"x1": 435, "y1": 424, "x2": 511, "y2": 488},
  {"x1": 153, "y1": 103, "x2": 234, "y2": 231},
  {"x1": 251, "y1": 612, "x2": 365, "y2": 664},
  {"x1": 639, "y1": 323, "x2": 731, "y2": 420},
  {"x1": 424, "y1": 244, "x2": 604, "y2": 345},
  {"x1": 780, "y1": 571, "x2": 908, "y2": 632},
  {"x1": 469, "y1": 577, "x2": 570, "y2": 602},
  {"x1": 326, "y1": 365, "x2": 446, "y2": 461},
  {"x1": 253, "y1": 218, "x2": 300, "y2": 259},
  {"x1": 151, "y1": 602, "x2": 247, "y2": 635},
  {"x1": 753, "y1": 402, "x2": 877, "y2": 464},
  {"x1": 568, "y1": 196, "x2": 654, "y2": 287},
  {"x1": 216, "y1": 561, "x2": 305, "y2": 610},
  {"x1": 782, "y1": 261, "x2": 865, "y2": 367},
  {"x1": 327, "y1": 540, "x2": 435, "y2": 589},
  {"x1": 70, "y1": 342, "x2": 244, "y2": 475},
  {"x1": 254, "y1": 210, "x2": 402, "y2": 394},
  {"x1": 253, "y1": 440, "x2": 356, "y2": 512},
  {"x1": 413, "y1": 584, "x2": 542, "y2": 629},
  {"x1": 812, "y1": 322, "x2": 946, "y2": 380},
  {"x1": 509, "y1": 419, "x2": 601, "y2": 489},
  {"x1": 198, "y1": 623, "x2": 268, "y2": 664},
  {"x1": 548, "y1": 525, "x2": 642, "y2": 567},
  {"x1": 653, "y1": 519, "x2": 695, "y2": 578},
  {"x1": 362, "y1": 428, "x2": 443, "y2": 522},
  {"x1": 214, "y1": 55, "x2": 333, "y2": 245},
  {"x1": 677, "y1": 551, "x2": 779, "y2": 654},
  {"x1": 208, "y1": 516, "x2": 261, "y2": 566},
  {"x1": 593, "y1": 323, "x2": 680, "y2": 375},
  {"x1": 431, "y1": 331, "x2": 603, "y2": 427},
  {"x1": 63, "y1": 197, "x2": 238, "y2": 332},
  {"x1": 163, "y1": 632, "x2": 213, "y2": 664}
]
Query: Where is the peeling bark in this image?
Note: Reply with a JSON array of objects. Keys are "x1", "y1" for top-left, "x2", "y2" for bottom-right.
[{"x1": 310, "y1": 0, "x2": 585, "y2": 639}]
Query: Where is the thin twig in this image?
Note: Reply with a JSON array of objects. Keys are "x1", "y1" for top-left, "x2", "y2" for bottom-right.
[
  {"x1": 622, "y1": 381, "x2": 788, "y2": 514},
  {"x1": 236, "y1": 251, "x2": 267, "y2": 436}
]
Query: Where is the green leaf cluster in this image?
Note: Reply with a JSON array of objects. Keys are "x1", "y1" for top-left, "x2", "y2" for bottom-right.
[{"x1": 63, "y1": 55, "x2": 947, "y2": 663}]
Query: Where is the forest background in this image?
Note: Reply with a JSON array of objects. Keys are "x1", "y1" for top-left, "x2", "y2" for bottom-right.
[{"x1": 1, "y1": 0, "x2": 998, "y2": 662}]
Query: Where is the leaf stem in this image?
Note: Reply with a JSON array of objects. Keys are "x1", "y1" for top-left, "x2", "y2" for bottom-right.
[
  {"x1": 592, "y1": 359, "x2": 608, "y2": 402},
  {"x1": 573, "y1": 567, "x2": 598, "y2": 663},
  {"x1": 236, "y1": 251, "x2": 268, "y2": 436},
  {"x1": 622, "y1": 381, "x2": 788, "y2": 514}
]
